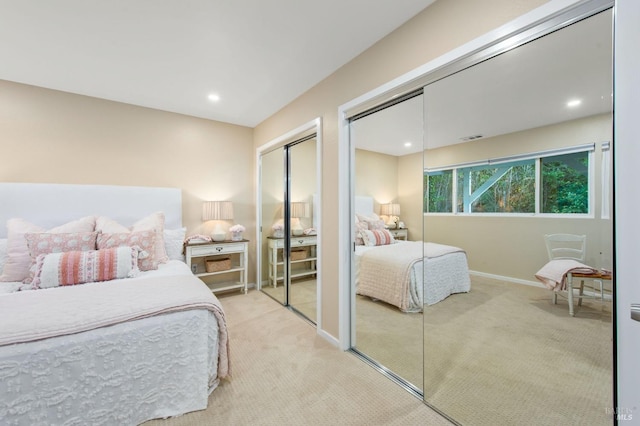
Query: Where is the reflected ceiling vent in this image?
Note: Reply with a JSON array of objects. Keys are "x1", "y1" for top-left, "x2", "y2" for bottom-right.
[{"x1": 460, "y1": 134, "x2": 484, "y2": 142}]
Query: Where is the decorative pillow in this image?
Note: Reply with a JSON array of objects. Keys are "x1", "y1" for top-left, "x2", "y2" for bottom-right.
[
  {"x1": 355, "y1": 221, "x2": 368, "y2": 246},
  {"x1": 30, "y1": 246, "x2": 140, "y2": 289},
  {"x1": 96, "y1": 231, "x2": 156, "y2": 271},
  {"x1": 361, "y1": 229, "x2": 395, "y2": 247},
  {"x1": 24, "y1": 231, "x2": 98, "y2": 283},
  {"x1": 0, "y1": 216, "x2": 96, "y2": 282},
  {"x1": 96, "y1": 212, "x2": 168, "y2": 265},
  {"x1": 164, "y1": 227, "x2": 187, "y2": 261}
]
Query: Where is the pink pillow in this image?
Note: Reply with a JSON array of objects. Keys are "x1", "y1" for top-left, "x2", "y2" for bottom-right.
[
  {"x1": 30, "y1": 246, "x2": 140, "y2": 289},
  {"x1": 96, "y1": 212, "x2": 168, "y2": 265},
  {"x1": 96, "y1": 230, "x2": 157, "y2": 271},
  {"x1": 0, "y1": 216, "x2": 96, "y2": 282},
  {"x1": 24, "y1": 231, "x2": 98, "y2": 283},
  {"x1": 361, "y1": 229, "x2": 395, "y2": 246}
]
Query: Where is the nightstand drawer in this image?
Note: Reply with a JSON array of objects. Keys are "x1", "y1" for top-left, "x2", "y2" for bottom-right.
[
  {"x1": 189, "y1": 243, "x2": 243, "y2": 256},
  {"x1": 292, "y1": 236, "x2": 317, "y2": 247}
]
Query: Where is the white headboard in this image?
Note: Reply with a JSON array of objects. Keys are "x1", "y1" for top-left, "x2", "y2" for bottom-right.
[
  {"x1": 355, "y1": 195, "x2": 374, "y2": 216},
  {"x1": 0, "y1": 183, "x2": 182, "y2": 238}
]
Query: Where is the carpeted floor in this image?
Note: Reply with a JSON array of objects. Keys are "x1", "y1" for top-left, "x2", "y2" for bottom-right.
[
  {"x1": 261, "y1": 278, "x2": 317, "y2": 322},
  {"x1": 355, "y1": 275, "x2": 613, "y2": 426},
  {"x1": 144, "y1": 289, "x2": 451, "y2": 426}
]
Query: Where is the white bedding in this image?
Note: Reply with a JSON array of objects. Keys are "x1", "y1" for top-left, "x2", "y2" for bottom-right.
[
  {"x1": 0, "y1": 260, "x2": 228, "y2": 425},
  {"x1": 355, "y1": 241, "x2": 471, "y2": 312}
]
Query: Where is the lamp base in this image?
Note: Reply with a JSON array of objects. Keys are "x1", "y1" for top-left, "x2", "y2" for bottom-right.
[{"x1": 212, "y1": 233, "x2": 226, "y2": 242}]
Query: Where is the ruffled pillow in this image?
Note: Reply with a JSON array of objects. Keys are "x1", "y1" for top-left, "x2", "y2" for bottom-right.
[
  {"x1": 30, "y1": 246, "x2": 140, "y2": 289},
  {"x1": 0, "y1": 216, "x2": 96, "y2": 282}
]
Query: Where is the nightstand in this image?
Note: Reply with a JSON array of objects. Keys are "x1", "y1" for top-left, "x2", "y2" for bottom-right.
[
  {"x1": 389, "y1": 228, "x2": 408, "y2": 240},
  {"x1": 185, "y1": 240, "x2": 248, "y2": 294},
  {"x1": 267, "y1": 235, "x2": 317, "y2": 287}
]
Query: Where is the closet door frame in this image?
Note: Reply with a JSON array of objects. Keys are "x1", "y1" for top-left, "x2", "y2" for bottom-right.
[{"x1": 256, "y1": 118, "x2": 323, "y2": 327}]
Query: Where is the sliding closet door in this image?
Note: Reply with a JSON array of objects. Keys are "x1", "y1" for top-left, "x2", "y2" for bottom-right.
[
  {"x1": 260, "y1": 147, "x2": 286, "y2": 305},
  {"x1": 350, "y1": 94, "x2": 424, "y2": 393},
  {"x1": 422, "y1": 9, "x2": 613, "y2": 425},
  {"x1": 288, "y1": 137, "x2": 317, "y2": 322},
  {"x1": 259, "y1": 135, "x2": 318, "y2": 324}
]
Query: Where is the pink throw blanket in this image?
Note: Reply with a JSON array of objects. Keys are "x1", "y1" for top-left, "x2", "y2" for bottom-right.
[
  {"x1": 535, "y1": 259, "x2": 599, "y2": 291},
  {"x1": 0, "y1": 273, "x2": 230, "y2": 379}
]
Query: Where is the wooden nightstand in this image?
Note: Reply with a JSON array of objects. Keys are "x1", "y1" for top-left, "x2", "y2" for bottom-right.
[
  {"x1": 389, "y1": 228, "x2": 408, "y2": 240},
  {"x1": 185, "y1": 240, "x2": 248, "y2": 294},
  {"x1": 267, "y1": 235, "x2": 317, "y2": 287}
]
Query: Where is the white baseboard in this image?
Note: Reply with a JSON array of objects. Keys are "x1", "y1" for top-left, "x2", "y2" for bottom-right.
[
  {"x1": 317, "y1": 328, "x2": 340, "y2": 348},
  {"x1": 469, "y1": 270, "x2": 546, "y2": 288}
]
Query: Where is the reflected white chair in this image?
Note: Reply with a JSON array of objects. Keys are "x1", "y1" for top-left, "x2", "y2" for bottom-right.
[{"x1": 544, "y1": 233, "x2": 606, "y2": 316}]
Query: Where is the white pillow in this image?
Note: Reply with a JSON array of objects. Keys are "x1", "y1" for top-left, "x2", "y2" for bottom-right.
[
  {"x1": 164, "y1": 227, "x2": 186, "y2": 261},
  {"x1": 0, "y1": 239, "x2": 7, "y2": 274}
]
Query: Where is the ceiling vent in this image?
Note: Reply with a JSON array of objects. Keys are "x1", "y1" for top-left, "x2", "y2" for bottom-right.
[{"x1": 460, "y1": 134, "x2": 484, "y2": 142}]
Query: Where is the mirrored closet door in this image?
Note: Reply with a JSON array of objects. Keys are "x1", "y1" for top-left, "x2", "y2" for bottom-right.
[
  {"x1": 421, "y1": 8, "x2": 613, "y2": 425},
  {"x1": 349, "y1": 93, "x2": 425, "y2": 392},
  {"x1": 259, "y1": 135, "x2": 318, "y2": 324}
]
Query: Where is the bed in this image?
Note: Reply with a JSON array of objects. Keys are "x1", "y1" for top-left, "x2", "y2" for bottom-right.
[
  {"x1": 354, "y1": 196, "x2": 470, "y2": 312},
  {"x1": 0, "y1": 183, "x2": 230, "y2": 425}
]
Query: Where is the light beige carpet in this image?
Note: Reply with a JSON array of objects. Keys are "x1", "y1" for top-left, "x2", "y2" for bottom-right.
[
  {"x1": 261, "y1": 278, "x2": 317, "y2": 322},
  {"x1": 356, "y1": 275, "x2": 613, "y2": 426},
  {"x1": 144, "y1": 290, "x2": 451, "y2": 426}
]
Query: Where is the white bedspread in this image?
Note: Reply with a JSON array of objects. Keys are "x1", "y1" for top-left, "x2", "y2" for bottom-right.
[
  {"x1": 356, "y1": 241, "x2": 470, "y2": 312},
  {"x1": 0, "y1": 261, "x2": 229, "y2": 425}
]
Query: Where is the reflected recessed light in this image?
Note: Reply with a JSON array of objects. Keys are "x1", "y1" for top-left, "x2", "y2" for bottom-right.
[
  {"x1": 404, "y1": 142, "x2": 412, "y2": 148},
  {"x1": 567, "y1": 99, "x2": 581, "y2": 107},
  {"x1": 208, "y1": 93, "x2": 220, "y2": 102}
]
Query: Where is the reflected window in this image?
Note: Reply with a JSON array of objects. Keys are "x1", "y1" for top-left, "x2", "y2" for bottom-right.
[
  {"x1": 424, "y1": 147, "x2": 592, "y2": 215},
  {"x1": 541, "y1": 151, "x2": 588, "y2": 214}
]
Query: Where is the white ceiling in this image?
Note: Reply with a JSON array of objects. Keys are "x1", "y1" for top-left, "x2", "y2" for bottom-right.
[
  {"x1": 0, "y1": 0, "x2": 435, "y2": 128},
  {"x1": 354, "y1": 9, "x2": 613, "y2": 156}
]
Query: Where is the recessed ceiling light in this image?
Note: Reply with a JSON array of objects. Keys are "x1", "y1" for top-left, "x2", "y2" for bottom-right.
[
  {"x1": 208, "y1": 93, "x2": 220, "y2": 102},
  {"x1": 404, "y1": 142, "x2": 412, "y2": 148},
  {"x1": 567, "y1": 99, "x2": 581, "y2": 107}
]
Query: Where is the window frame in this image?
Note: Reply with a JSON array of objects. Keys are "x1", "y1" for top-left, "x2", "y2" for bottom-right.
[{"x1": 424, "y1": 144, "x2": 595, "y2": 218}]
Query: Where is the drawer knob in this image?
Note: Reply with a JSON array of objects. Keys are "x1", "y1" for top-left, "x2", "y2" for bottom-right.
[
  {"x1": 298, "y1": 240, "x2": 304, "y2": 244},
  {"x1": 216, "y1": 247, "x2": 223, "y2": 252}
]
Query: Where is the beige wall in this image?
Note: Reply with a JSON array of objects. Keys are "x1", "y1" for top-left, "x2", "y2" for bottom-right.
[
  {"x1": 253, "y1": 0, "x2": 550, "y2": 340},
  {"x1": 0, "y1": 79, "x2": 257, "y2": 281},
  {"x1": 422, "y1": 114, "x2": 613, "y2": 281},
  {"x1": 355, "y1": 148, "x2": 399, "y2": 210}
]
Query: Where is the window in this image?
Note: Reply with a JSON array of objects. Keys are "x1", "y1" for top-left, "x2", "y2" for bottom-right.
[
  {"x1": 425, "y1": 146, "x2": 592, "y2": 215},
  {"x1": 540, "y1": 151, "x2": 589, "y2": 214}
]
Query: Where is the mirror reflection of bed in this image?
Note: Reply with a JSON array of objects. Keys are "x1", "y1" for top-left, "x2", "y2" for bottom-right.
[{"x1": 350, "y1": 9, "x2": 612, "y2": 424}]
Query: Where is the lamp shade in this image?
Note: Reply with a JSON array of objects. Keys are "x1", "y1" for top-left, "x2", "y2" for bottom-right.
[
  {"x1": 202, "y1": 201, "x2": 234, "y2": 221},
  {"x1": 290, "y1": 202, "x2": 309, "y2": 219},
  {"x1": 380, "y1": 203, "x2": 400, "y2": 216}
]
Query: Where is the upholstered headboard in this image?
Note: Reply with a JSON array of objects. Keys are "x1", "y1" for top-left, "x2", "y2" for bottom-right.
[
  {"x1": 0, "y1": 183, "x2": 182, "y2": 238},
  {"x1": 355, "y1": 195, "x2": 374, "y2": 216}
]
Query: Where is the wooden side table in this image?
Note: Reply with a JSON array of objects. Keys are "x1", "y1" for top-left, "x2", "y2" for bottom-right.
[
  {"x1": 185, "y1": 240, "x2": 248, "y2": 294},
  {"x1": 389, "y1": 228, "x2": 408, "y2": 240},
  {"x1": 267, "y1": 235, "x2": 317, "y2": 287}
]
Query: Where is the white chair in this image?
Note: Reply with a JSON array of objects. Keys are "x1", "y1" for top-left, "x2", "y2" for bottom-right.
[{"x1": 544, "y1": 233, "x2": 606, "y2": 316}]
